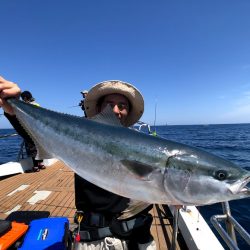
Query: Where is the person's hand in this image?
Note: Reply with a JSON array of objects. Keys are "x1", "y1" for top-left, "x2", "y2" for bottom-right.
[
  {"x1": 174, "y1": 205, "x2": 183, "y2": 210},
  {"x1": 0, "y1": 76, "x2": 21, "y2": 115}
]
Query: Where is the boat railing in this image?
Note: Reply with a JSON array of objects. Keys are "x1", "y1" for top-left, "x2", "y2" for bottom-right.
[
  {"x1": 135, "y1": 121, "x2": 157, "y2": 136},
  {"x1": 0, "y1": 133, "x2": 26, "y2": 162},
  {"x1": 16, "y1": 139, "x2": 26, "y2": 161},
  {"x1": 210, "y1": 201, "x2": 250, "y2": 250},
  {"x1": 137, "y1": 121, "x2": 152, "y2": 133}
]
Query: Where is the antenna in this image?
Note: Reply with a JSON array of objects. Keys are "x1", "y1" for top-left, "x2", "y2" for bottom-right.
[{"x1": 153, "y1": 99, "x2": 157, "y2": 136}]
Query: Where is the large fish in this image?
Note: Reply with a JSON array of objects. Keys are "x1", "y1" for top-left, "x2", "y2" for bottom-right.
[{"x1": 7, "y1": 98, "x2": 250, "y2": 207}]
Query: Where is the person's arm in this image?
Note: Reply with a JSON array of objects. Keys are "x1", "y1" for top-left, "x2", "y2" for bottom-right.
[
  {"x1": 0, "y1": 76, "x2": 33, "y2": 142},
  {"x1": 0, "y1": 76, "x2": 21, "y2": 115},
  {"x1": 4, "y1": 112, "x2": 34, "y2": 143}
]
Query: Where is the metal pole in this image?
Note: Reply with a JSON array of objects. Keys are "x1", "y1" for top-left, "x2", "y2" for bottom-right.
[
  {"x1": 211, "y1": 215, "x2": 240, "y2": 250},
  {"x1": 222, "y1": 202, "x2": 237, "y2": 244},
  {"x1": 171, "y1": 207, "x2": 180, "y2": 250}
]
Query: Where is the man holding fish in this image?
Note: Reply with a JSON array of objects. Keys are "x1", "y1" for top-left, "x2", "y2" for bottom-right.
[
  {"x1": 0, "y1": 76, "x2": 156, "y2": 250},
  {"x1": 1, "y1": 76, "x2": 250, "y2": 249}
]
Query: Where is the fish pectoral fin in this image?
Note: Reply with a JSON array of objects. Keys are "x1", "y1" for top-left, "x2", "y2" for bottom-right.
[
  {"x1": 118, "y1": 200, "x2": 151, "y2": 219},
  {"x1": 88, "y1": 105, "x2": 122, "y2": 127},
  {"x1": 121, "y1": 160, "x2": 155, "y2": 180}
]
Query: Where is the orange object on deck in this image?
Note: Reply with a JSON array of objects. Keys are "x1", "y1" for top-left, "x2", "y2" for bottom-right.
[{"x1": 0, "y1": 222, "x2": 28, "y2": 250}]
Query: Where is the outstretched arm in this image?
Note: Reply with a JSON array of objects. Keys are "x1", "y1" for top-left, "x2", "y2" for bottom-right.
[{"x1": 0, "y1": 76, "x2": 21, "y2": 115}]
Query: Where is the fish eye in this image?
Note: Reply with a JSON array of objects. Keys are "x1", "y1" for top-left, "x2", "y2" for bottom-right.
[{"x1": 215, "y1": 170, "x2": 228, "y2": 181}]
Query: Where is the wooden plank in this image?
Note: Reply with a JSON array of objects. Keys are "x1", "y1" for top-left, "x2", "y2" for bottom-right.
[{"x1": 150, "y1": 205, "x2": 187, "y2": 250}]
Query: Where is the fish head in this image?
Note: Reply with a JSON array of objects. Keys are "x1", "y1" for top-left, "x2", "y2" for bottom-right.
[{"x1": 163, "y1": 149, "x2": 250, "y2": 206}]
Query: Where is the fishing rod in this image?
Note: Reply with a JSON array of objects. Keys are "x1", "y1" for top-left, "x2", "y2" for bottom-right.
[
  {"x1": 68, "y1": 105, "x2": 80, "y2": 108},
  {"x1": 68, "y1": 99, "x2": 84, "y2": 108},
  {"x1": 69, "y1": 92, "x2": 86, "y2": 109},
  {"x1": 152, "y1": 99, "x2": 157, "y2": 136}
]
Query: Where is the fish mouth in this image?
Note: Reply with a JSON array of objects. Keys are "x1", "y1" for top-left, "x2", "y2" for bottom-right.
[
  {"x1": 229, "y1": 176, "x2": 250, "y2": 195},
  {"x1": 240, "y1": 176, "x2": 250, "y2": 194}
]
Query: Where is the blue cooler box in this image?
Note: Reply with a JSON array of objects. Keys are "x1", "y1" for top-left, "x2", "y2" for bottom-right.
[{"x1": 18, "y1": 217, "x2": 69, "y2": 250}]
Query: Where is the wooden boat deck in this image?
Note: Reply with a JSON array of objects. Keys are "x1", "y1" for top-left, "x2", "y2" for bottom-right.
[{"x1": 0, "y1": 161, "x2": 187, "y2": 249}]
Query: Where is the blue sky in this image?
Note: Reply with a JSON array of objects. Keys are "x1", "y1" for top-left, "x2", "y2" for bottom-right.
[{"x1": 1, "y1": 0, "x2": 250, "y2": 128}]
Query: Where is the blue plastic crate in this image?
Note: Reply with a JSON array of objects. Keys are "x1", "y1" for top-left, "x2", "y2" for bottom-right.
[{"x1": 18, "y1": 217, "x2": 69, "y2": 250}]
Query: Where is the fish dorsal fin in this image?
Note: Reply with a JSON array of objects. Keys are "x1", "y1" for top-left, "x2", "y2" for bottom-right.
[
  {"x1": 121, "y1": 160, "x2": 156, "y2": 180},
  {"x1": 89, "y1": 105, "x2": 122, "y2": 127}
]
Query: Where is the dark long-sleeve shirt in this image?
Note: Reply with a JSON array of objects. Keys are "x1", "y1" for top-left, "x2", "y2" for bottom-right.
[{"x1": 4, "y1": 112, "x2": 33, "y2": 144}]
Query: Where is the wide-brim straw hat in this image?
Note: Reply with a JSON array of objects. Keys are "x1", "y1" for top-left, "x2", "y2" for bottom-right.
[{"x1": 84, "y1": 80, "x2": 144, "y2": 127}]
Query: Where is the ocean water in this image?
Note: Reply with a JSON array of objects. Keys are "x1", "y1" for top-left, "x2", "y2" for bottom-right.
[
  {"x1": 153, "y1": 123, "x2": 250, "y2": 250},
  {"x1": 0, "y1": 129, "x2": 22, "y2": 164},
  {"x1": 0, "y1": 124, "x2": 250, "y2": 249}
]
